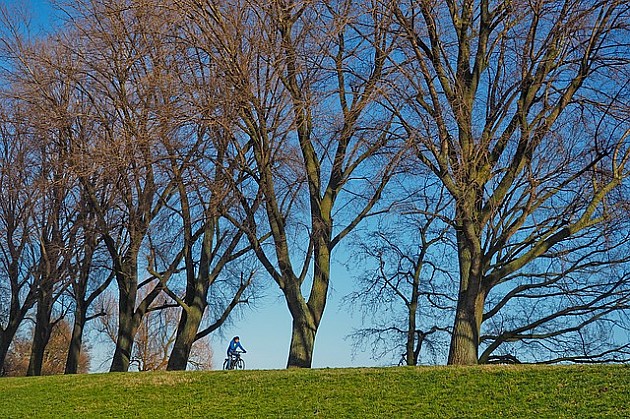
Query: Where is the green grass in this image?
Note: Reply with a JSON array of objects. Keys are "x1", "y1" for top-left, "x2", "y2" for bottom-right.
[{"x1": 1, "y1": 365, "x2": 629, "y2": 418}]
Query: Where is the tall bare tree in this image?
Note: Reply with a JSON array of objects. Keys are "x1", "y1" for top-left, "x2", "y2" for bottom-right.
[
  {"x1": 182, "y1": 0, "x2": 405, "y2": 368},
  {"x1": 393, "y1": 0, "x2": 630, "y2": 364},
  {"x1": 347, "y1": 178, "x2": 454, "y2": 365},
  {"x1": 0, "y1": 104, "x2": 39, "y2": 372},
  {"x1": 59, "y1": 0, "x2": 188, "y2": 372},
  {"x1": 0, "y1": 0, "x2": 43, "y2": 376},
  {"x1": 9, "y1": 36, "x2": 84, "y2": 377},
  {"x1": 65, "y1": 199, "x2": 113, "y2": 374}
]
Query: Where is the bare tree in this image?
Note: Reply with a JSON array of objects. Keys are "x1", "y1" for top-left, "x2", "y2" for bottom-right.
[
  {"x1": 347, "y1": 178, "x2": 454, "y2": 365},
  {"x1": 392, "y1": 0, "x2": 630, "y2": 364},
  {"x1": 144, "y1": 30, "x2": 260, "y2": 369},
  {"x1": 59, "y1": 0, "x2": 187, "y2": 372},
  {"x1": 98, "y1": 289, "x2": 214, "y2": 371},
  {"x1": 0, "y1": 104, "x2": 39, "y2": 373},
  {"x1": 183, "y1": 0, "x2": 405, "y2": 368},
  {"x1": 11, "y1": 39, "x2": 83, "y2": 377},
  {"x1": 0, "y1": 0, "x2": 43, "y2": 376},
  {"x1": 3, "y1": 319, "x2": 91, "y2": 376}
]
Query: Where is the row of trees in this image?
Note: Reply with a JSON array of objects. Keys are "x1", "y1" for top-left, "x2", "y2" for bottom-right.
[{"x1": 1, "y1": 0, "x2": 629, "y2": 375}]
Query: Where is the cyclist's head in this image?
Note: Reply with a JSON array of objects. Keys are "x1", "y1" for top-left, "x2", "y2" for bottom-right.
[{"x1": 233, "y1": 336, "x2": 239, "y2": 341}]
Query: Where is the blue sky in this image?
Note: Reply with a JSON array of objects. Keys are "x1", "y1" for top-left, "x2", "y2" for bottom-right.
[
  {"x1": 2, "y1": 0, "x2": 57, "y2": 32},
  {"x1": 207, "y1": 264, "x2": 378, "y2": 370}
]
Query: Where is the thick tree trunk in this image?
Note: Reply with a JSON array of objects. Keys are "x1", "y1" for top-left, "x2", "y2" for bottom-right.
[
  {"x1": 285, "y1": 235, "x2": 331, "y2": 369},
  {"x1": 65, "y1": 307, "x2": 86, "y2": 374},
  {"x1": 448, "y1": 212, "x2": 486, "y2": 365},
  {"x1": 448, "y1": 291, "x2": 486, "y2": 365},
  {"x1": 167, "y1": 306, "x2": 204, "y2": 371},
  {"x1": 0, "y1": 335, "x2": 10, "y2": 374},
  {"x1": 27, "y1": 291, "x2": 54, "y2": 376},
  {"x1": 110, "y1": 302, "x2": 137, "y2": 372},
  {"x1": 287, "y1": 310, "x2": 317, "y2": 369},
  {"x1": 110, "y1": 255, "x2": 140, "y2": 373},
  {"x1": 26, "y1": 323, "x2": 53, "y2": 376}
]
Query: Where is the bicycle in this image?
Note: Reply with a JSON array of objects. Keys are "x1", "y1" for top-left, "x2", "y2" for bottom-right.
[{"x1": 223, "y1": 351, "x2": 246, "y2": 370}]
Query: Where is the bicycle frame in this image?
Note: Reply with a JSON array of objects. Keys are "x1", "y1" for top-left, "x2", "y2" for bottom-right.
[{"x1": 223, "y1": 351, "x2": 246, "y2": 370}]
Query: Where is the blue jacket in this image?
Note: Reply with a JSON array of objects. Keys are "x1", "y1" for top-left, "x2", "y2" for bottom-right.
[{"x1": 227, "y1": 339, "x2": 245, "y2": 354}]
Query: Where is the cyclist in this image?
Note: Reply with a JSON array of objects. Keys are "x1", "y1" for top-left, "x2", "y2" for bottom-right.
[{"x1": 226, "y1": 336, "x2": 246, "y2": 368}]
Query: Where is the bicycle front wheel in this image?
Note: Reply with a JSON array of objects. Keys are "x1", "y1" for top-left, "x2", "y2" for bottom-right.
[{"x1": 235, "y1": 358, "x2": 245, "y2": 370}]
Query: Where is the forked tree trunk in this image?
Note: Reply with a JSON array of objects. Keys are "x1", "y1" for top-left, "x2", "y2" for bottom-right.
[
  {"x1": 109, "y1": 251, "x2": 142, "y2": 373},
  {"x1": 285, "y1": 245, "x2": 329, "y2": 369}
]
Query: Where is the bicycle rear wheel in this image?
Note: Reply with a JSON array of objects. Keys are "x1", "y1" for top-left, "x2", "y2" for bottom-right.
[{"x1": 222, "y1": 359, "x2": 231, "y2": 370}]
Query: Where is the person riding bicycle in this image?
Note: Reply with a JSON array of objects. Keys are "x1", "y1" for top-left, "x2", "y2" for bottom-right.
[{"x1": 226, "y1": 336, "x2": 246, "y2": 360}]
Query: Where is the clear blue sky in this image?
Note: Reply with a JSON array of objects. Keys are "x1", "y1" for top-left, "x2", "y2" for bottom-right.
[
  {"x1": 208, "y1": 264, "x2": 378, "y2": 370},
  {"x1": 5, "y1": 0, "x2": 382, "y2": 371}
]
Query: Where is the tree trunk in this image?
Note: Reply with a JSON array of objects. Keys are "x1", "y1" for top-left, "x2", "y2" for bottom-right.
[
  {"x1": 65, "y1": 306, "x2": 86, "y2": 374},
  {"x1": 26, "y1": 323, "x2": 52, "y2": 376},
  {"x1": 448, "y1": 284, "x2": 486, "y2": 365},
  {"x1": 109, "y1": 299, "x2": 137, "y2": 372},
  {"x1": 287, "y1": 310, "x2": 317, "y2": 369},
  {"x1": 110, "y1": 255, "x2": 140, "y2": 373},
  {"x1": 27, "y1": 290, "x2": 54, "y2": 376},
  {"x1": 0, "y1": 335, "x2": 10, "y2": 374},
  {"x1": 406, "y1": 301, "x2": 417, "y2": 366},
  {"x1": 167, "y1": 305, "x2": 204, "y2": 371},
  {"x1": 286, "y1": 245, "x2": 329, "y2": 368},
  {"x1": 448, "y1": 212, "x2": 486, "y2": 365},
  {"x1": 0, "y1": 309, "x2": 31, "y2": 374}
]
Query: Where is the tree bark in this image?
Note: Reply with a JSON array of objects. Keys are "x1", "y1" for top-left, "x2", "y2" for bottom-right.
[
  {"x1": 109, "y1": 289, "x2": 138, "y2": 372},
  {"x1": 0, "y1": 335, "x2": 10, "y2": 374},
  {"x1": 167, "y1": 305, "x2": 204, "y2": 371},
  {"x1": 65, "y1": 305, "x2": 86, "y2": 374},
  {"x1": 406, "y1": 301, "x2": 417, "y2": 366},
  {"x1": 26, "y1": 286, "x2": 55, "y2": 376},
  {"x1": 448, "y1": 289, "x2": 486, "y2": 365},
  {"x1": 448, "y1": 210, "x2": 487, "y2": 365},
  {"x1": 287, "y1": 309, "x2": 317, "y2": 369}
]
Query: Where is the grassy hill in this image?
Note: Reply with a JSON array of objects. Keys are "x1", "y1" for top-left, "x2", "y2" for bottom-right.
[{"x1": 1, "y1": 365, "x2": 628, "y2": 418}]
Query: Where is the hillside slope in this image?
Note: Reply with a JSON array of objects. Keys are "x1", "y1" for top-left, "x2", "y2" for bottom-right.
[{"x1": 1, "y1": 365, "x2": 628, "y2": 418}]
